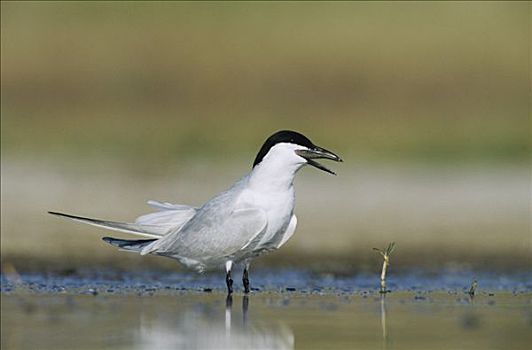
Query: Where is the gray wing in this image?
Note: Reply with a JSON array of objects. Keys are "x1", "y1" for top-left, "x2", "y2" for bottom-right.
[
  {"x1": 141, "y1": 207, "x2": 267, "y2": 262},
  {"x1": 134, "y1": 200, "x2": 197, "y2": 231},
  {"x1": 140, "y1": 176, "x2": 267, "y2": 261}
]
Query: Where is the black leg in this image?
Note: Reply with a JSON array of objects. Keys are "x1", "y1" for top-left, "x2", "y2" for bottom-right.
[
  {"x1": 226, "y1": 270, "x2": 233, "y2": 295},
  {"x1": 243, "y1": 267, "x2": 250, "y2": 294}
]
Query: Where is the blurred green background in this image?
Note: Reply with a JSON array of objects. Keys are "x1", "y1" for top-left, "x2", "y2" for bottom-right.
[{"x1": 1, "y1": 1, "x2": 530, "y2": 273}]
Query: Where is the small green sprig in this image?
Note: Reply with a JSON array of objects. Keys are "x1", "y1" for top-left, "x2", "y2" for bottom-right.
[
  {"x1": 468, "y1": 280, "x2": 478, "y2": 297},
  {"x1": 373, "y1": 242, "x2": 396, "y2": 293}
]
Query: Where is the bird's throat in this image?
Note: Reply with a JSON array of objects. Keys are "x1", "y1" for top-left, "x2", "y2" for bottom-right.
[{"x1": 248, "y1": 160, "x2": 301, "y2": 193}]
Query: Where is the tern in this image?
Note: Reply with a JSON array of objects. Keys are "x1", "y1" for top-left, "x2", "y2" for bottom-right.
[{"x1": 49, "y1": 130, "x2": 342, "y2": 294}]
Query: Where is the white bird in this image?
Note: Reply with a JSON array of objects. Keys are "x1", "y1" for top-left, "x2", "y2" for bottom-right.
[{"x1": 49, "y1": 130, "x2": 342, "y2": 294}]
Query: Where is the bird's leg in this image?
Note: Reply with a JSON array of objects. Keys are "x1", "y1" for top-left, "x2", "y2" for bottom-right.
[
  {"x1": 225, "y1": 260, "x2": 233, "y2": 295},
  {"x1": 243, "y1": 269, "x2": 250, "y2": 294},
  {"x1": 226, "y1": 272, "x2": 233, "y2": 295},
  {"x1": 243, "y1": 261, "x2": 251, "y2": 294}
]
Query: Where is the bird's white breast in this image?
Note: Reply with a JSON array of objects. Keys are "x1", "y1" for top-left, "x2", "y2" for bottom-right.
[{"x1": 236, "y1": 184, "x2": 295, "y2": 255}]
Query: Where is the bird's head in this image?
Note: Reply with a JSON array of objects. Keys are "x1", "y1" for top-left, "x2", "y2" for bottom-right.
[{"x1": 253, "y1": 130, "x2": 342, "y2": 175}]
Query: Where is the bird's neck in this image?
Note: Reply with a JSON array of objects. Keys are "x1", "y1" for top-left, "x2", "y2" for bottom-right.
[{"x1": 248, "y1": 160, "x2": 302, "y2": 193}]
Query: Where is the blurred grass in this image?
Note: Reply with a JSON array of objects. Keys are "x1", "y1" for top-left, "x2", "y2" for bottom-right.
[{"x1": 1, "y1": 1, "x2": 529, "y2": 168}]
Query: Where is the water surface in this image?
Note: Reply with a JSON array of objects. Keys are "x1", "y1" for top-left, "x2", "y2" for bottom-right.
[{"x1": 2, "y1": 271, "x2": 531, "y2": 349}]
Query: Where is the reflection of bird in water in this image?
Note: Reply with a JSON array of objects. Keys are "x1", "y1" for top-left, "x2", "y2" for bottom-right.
[
  {"x1": 225, "y1": 294, "x2": 249, "y2": 332},
  {"x1": 138, "y1": 295, "x2": 294, "y2": 350},
  {"x1": 49, "y1": 130, "x2": 341, "y2": 294},
  {"x1": 242, "y1": 295, "x2": 249, "y2": 325}
]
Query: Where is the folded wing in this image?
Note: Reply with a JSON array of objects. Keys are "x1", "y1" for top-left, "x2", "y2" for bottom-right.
[{"x1": 141, "y1": 207, "x2": 267, "y2": 262}]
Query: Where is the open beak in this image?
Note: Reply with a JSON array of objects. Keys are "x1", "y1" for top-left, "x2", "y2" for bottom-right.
[{"x1": 295, "y1": 146, "x2": 343, "y2": 175}]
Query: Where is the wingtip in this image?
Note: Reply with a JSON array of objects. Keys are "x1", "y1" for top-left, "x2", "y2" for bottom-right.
[
  {"x1": 48, "y1": 211, "x2": 74, "y2": 219},
  {"x1": 47, "y1": 211, "x2": 86, "y2": 221}
]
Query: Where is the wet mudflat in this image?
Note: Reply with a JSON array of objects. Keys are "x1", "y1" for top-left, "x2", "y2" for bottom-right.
[{"x1": 2, "y1": 271, "x2": 531, "y2": 350}]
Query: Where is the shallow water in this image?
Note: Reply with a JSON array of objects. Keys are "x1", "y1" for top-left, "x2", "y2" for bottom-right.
[{"x1": 2, "y1": 271, "x2": 531, "y2": 349}]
